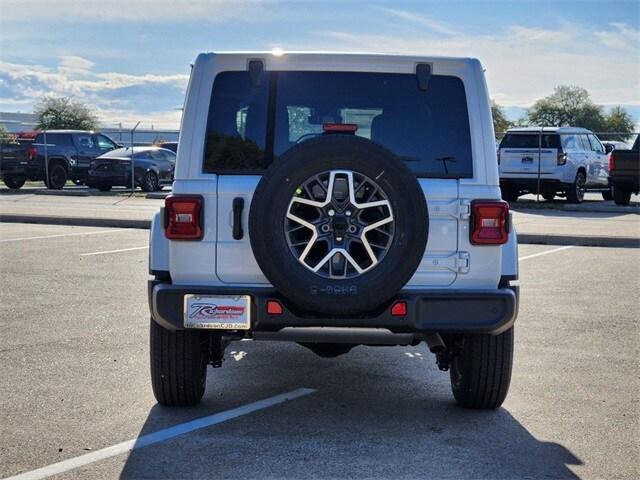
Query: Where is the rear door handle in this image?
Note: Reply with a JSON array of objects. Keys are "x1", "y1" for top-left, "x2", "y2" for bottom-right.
[{"x1": 232, "y1": 197, "x2": 244, "y2": 240}]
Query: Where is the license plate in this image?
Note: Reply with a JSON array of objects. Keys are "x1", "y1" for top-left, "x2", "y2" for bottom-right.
[{"x1": 184, "y1": 295, "x2": 251, "y2": 329}]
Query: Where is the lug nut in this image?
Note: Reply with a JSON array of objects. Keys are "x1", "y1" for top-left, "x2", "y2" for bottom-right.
[
  {"x1": 345, "y1": 210, "x2": 352, "y2": 216},
  {"x1": 336, "y1": 236, "x2": 343, "y2": 242},
  {"x1": 321, "y1": 224, "x2": 330, "y2": 233},
  {"x1": 328, "y1": 209, "x2": 335, "y2": 216},
  {"x1": 348, "y1": 225, "x2": 357, "y2": 233}
]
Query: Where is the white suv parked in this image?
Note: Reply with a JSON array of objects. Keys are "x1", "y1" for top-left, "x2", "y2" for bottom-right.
[
  {"x1": 148, "y1": 52, "x2": 519, "y2": 409},
  {"x1": 498, "y1": 127, "x2": 611, "y2": 203}
]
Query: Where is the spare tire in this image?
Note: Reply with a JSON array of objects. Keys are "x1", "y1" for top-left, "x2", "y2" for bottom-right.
[{"x1": 249, "y1": 135, "x2": 428, "y2": 315}]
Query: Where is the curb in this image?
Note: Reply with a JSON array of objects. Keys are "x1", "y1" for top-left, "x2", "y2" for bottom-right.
[
  {"x1": 0, "y1": 214, "x2": 150, "y2": 230},
  {"x1": 2, "y1": 213, "x2": 638, "y2": 248},
  {"x1": 518, "y1": 233, "x2": 639, "y2": 248},
  {"x1": 34, "y1": 189, "x2": 90, "y2": 197},
  {"x1": 513, "y1": 203, "x2": 639, "y2": 215}
]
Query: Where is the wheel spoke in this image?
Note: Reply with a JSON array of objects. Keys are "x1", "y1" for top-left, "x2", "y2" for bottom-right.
[{"x1": 286, "y1": 169, "x2": 394, "y2": 279}]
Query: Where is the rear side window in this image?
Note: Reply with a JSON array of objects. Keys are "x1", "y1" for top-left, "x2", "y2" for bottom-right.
[
  {"x1": 561, "y1": 135, "x2": 582, "y2": 152},
  {"x1": 35, "y1": 133, "x2": 74, "y2": 147},
  {"x1": 203, "y1": 71, "x2": 473, "y2": 178},
  {"x1": 499, "y1": 134, "x2": 561, "y2": 149},
  {"x1": 587, "y1": 134, "x2": 605, "y2": 153}
]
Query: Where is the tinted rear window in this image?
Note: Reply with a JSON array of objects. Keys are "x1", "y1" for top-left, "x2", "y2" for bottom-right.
[
  {"x1": 203, "y1": 71, "x2": 473, "y2": 178},
  {"x1": 35, "y1": 133, "x2": 74, "y2": 147},
  {"x1": 499, "y1": 134, "x2": 561, "y2": 149}
]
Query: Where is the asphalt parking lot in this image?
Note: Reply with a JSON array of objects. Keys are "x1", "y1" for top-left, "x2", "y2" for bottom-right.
[{"x1": 1, "y1": 223, "x2": 638, "y2": 479}]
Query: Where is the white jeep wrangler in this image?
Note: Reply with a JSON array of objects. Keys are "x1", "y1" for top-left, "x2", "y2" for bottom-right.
[{"x1": 148, "y1": 52, "x2": 519, "y2": 409}]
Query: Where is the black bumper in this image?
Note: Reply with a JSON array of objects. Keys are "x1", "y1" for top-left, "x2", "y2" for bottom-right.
[
  {"x1": 148, "y1": 281, "x2": 519, "y2": 336},
  {"x1": 501, "y1": 178, "x2": 564, "y2": 193}
]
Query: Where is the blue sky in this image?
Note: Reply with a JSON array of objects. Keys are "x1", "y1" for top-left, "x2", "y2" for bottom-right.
[{"x1": 1, "y1": 0, "x2": 638, "y2": 129}]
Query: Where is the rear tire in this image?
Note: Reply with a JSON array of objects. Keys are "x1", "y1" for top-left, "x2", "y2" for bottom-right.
[
  {"x1": 141, "y1": 171, "x2": 159, "y2": 192},
  {"x1": 47, "y1": 164, "x2": 68, "y2": 190},
  {"x1": 150, "y1": 319, "x2": 207, "y2": 406},
  {"x1": 613, "y1": 187, "x2": 632, "y2": 206},
  {"x1": 601, "y1": 187, "x2": 613, "y2": 201},
  {"x1": 566, "y1": 171, "x2": 586, "y2": 204},
  {"x1": 449, "y1": 327, "x2": 514, "y2": 409},
  {"x1": 96, "y1": 183, "x2": 112, "y2": 192},
  {"x1": 501, "y1": 186, "x2": 519, "y2": 203},
  {"x1": 3, "y1": 176, "x2": 26, "y2": 190},
  {"x1": 541, "y1": 190, "x2": 555, "y2": 201}
]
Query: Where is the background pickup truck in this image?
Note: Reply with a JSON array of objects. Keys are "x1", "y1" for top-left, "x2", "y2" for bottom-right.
[
  {"x1": 30, "y1": 130, "x2": 120, "y2": 189},
  {"x1": 608, "y1": 135, "x2": 639, "y2": 206},
  {"x1": 0, "y1": 139, "x2": 36, "y2": 189}
]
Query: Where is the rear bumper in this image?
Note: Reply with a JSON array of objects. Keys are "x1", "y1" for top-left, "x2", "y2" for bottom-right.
[
  {"x1": 148, "y1": 281, "x2": 519, "y2": 336},
  {"x1": 609, "y1": 176, "x2": 639, "y2": 193}
]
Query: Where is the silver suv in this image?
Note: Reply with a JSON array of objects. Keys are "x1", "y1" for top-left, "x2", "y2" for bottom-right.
[{"x1": 148, "y1": 52, "x2": 519, "y2": 409}]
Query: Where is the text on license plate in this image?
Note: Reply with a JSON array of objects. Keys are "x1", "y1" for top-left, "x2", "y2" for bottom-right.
[{"x1": 184, "y1": 294, "x2": 251, "y2": 330}]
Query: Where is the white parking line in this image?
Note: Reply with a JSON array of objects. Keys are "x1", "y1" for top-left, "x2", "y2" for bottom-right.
[
  {"x1": 5, "y1": 388, "x2": 316, "y2": 480},
  {"x1": 80, "y1": 246, "x2": 149, "y2": 256},
  {"x1": 0, "y1": 229, "x2": 129, "y2": 243},
  {"x1": 519, "y1": 245, "x2": 575, "y2": 261}
]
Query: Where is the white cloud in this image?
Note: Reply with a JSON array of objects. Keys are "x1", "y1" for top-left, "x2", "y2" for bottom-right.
[
  {"x1": 378, "y1": 7, "x2": 459, "y2": 36},
  {"x1": 0, "y1": 58, "x2": 189, "y2": 127},
  {"x1": 0, "y1": 0, "x2": 278, "y2": 22},
  {"x1": 317, "y1": 23, "x2": 640, "y2": 109},
  {"x1": 594, "y1": 22, "x2": 640, "y2": 51},
  {"x1": 59, "y1": 56, "x2": 95, "y2": 71},
  {"x1": 506, "y1": 26, "x2": 571, "y2": 44}
]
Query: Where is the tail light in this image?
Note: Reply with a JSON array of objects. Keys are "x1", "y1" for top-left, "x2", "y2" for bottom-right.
[
  {"x1": 609, "y1": 152, "x2": 616, "y2": 172},
  {"x1": 27, "y1": 146, "x2": 37, "y2": 161},
  {"x1": 164, "y1": 196, "x2": 203, "y2": 240},
  {"x1": 557, "y1": 152, "x2": 567, "y2": 165},
  {"x1": 470, "y1": 200, "x2": 509, "y2": 245}
]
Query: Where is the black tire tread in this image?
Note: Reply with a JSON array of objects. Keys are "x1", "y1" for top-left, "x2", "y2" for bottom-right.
[
  {"x1": 150, "y1": 319, "x2": 206, "y2": 406},
  {"x1": 613, "y1": 187, "x2": 631, "y2": 206},
  {"x1": 450, "y1": 328, "x2": 514, "y2": 409}
]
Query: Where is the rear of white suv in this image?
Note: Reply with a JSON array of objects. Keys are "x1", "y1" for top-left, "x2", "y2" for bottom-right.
[{"x1": 149, "y1": 52, "x2": 519, "y2": 409}]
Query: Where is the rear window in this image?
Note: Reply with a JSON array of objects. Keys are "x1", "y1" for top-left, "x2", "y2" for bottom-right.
[
  {"x1": 35, "y1": 133, "x2": 74, "y2": 147},
  {"x1": 499, "y1": 134, "x2": 561, "y2": 149},
  {"x1": 203, "y1": 71, "x2": 473, "y2": 178}
]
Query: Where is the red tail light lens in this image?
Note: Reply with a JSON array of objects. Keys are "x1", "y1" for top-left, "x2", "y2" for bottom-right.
[
  {"x1": 470, "y1": 200, "x2": 509, "y2": 245},
  {"x1": 27, "y1": 146, "x2": 37, "y2": 161},
  {"x1": 164, "y1": 196, "x2": 203, "y2": 240},
  {"x1": 391, "y1": 301, "x2": 407, "y2": 317},
  {"x1": 266, "y1": 300, "x2": 283, "y2": 316},
  {"x1": 609, "y1": 153, "x2": 615, "y2": 172}
]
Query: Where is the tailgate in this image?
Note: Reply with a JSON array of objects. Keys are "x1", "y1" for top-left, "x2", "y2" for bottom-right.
[{"x1": 500, "y1": 148, "x2": 557, "y2": 174}]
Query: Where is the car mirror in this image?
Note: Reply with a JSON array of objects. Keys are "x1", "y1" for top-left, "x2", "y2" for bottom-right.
[{"x1": 604, "y1": 144, "x2": 614, "y2": 154}]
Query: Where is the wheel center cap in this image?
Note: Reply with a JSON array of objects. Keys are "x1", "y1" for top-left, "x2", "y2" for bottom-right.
[{"x1": 331, "y1": 215, "x2": 349, "y2": 236}]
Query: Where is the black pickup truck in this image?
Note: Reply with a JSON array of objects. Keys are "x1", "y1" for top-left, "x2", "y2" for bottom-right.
[
  {"x1": 30, "y1": 130, "x2": 120, "y2": 189},
  {"x1": 0, "y1": 139, "x2": 36, "y2": 189},
  {"x1": 609, "y1": 135, "x2": 639, "y2": 206}
]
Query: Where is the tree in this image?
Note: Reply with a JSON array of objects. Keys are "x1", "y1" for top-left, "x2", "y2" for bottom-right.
[
  {"x1": 527, "y1": 85, "x2": 605, "y2": 131},
  {"x1": 600, "y1": 106, "x2": 636, "y2": 142},
  {"x1": 35, "y1": 96, "x2": 99, "y2": 130},
  {"x1": 491, "y1": 101, "x2": 511, "y2": 137}
]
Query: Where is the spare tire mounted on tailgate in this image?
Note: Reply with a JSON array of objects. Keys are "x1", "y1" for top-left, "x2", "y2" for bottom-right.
[{"x1": 249, "y1": 135, "x2": 428, "y2": 315}]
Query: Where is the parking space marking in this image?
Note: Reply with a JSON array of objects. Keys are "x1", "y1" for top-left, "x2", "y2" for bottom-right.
[
  {"x1": 5, "y1": 388, "x2": 316, "y2": 480},
  {"x1": 80, "y1": 246, "x2": 149, "y2": 256},
  {"x1": 0, "y1": 229, "x2": 129, "y2": 243},
  {"x1": 519, "y1": 245, "x2": 575, "y2": 261}
]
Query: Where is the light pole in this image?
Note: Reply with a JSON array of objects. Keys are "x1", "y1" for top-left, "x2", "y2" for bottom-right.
[
  {"x1": 130, "y1": 121, "x2": 140, "y2": 192},
  {"x1": 42, "y1": 114, "x2": 52, "y2": 188}
]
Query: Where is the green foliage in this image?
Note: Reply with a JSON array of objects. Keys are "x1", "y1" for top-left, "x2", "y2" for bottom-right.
[
  {"x1": 526, "y1": 85, "x2": 635, "y2": 140},
  {"x1": 35, "y1": 96, "x2": 99, "y2": 130},
  {"x1": 600, "y1": 106, "x2": 636, "y2": 142},
  {"x1": 491, "y1": 101, "x2": 512, "y2": 138}
]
